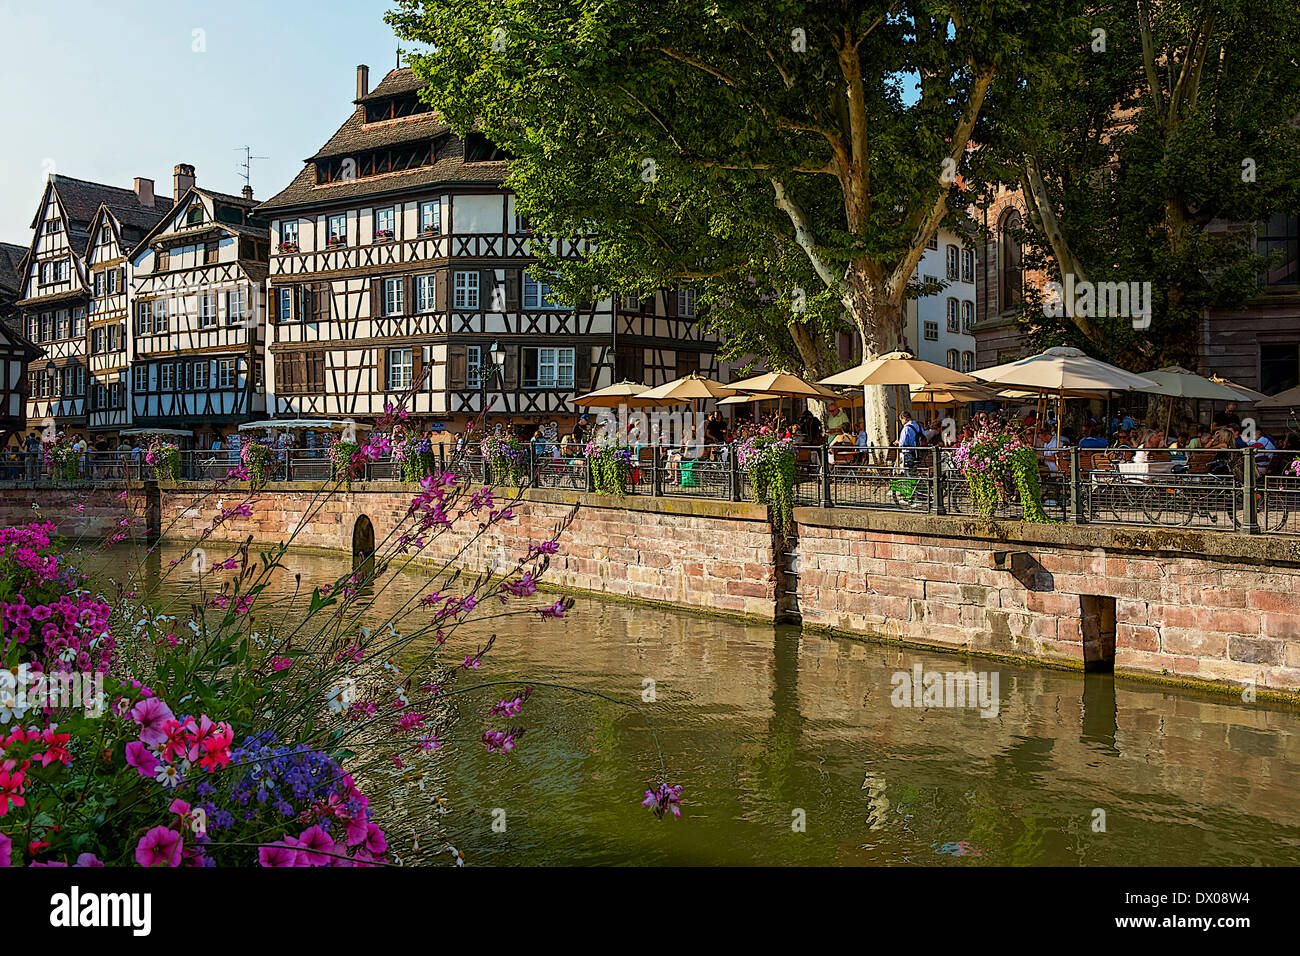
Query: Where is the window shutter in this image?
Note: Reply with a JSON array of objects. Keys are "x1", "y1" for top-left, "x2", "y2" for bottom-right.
[
  {"x1": 575, "y1": 347, "x2": 590, "y2": 391},
  {"x1": 370, "y1": 278, "x2": 382, "y2": 318},
  {"x1": 481, "y1": 269, "x2": 495, "y2": 310},
  {"x1": 413, "y1": 346, "x2": 425, "y2": 388},
  {"x1": 404, "y1": 275, "x2": 416, "y2": 315},
  {"x1": 448, "y1": 344, "x2": 467, "y2": 389},
  {"x1": 117, "y1": 267, "x2": 126, "y2": 291},
  {"x1": 315, "y1": 282, "x2": 330, "y2": 323},
  {"x1": 504, "y1": 269, "x2": 520, "y2": 310},
  {"x1": 435, "y1": 270, "x2": 448, "y2": 313},
  {"x1": 666, "y1": 289, "x2": 678, "y2": 317},
  {"x1": 503, "y1": 344, "x2": 520, "y2": 389},
  {"x1": 379, "y1": 348, "x2": 389, "y2": 391}
]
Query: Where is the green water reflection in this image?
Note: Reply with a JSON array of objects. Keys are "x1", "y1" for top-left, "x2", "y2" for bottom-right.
[{"x1": 94, "y1": 543, "x2": 1300, "y2": 866}]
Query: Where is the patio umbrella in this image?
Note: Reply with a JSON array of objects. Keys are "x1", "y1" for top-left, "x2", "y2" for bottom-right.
[
  {"x1": 1210, "y1": 375, "x2": 1269, "y2": 404},
  {"x1": 820, "y1": 351, "x2": 978, "y2": 441},
  {"x1": 1137, "y1": 366, "x2": 1252, "y2": 436},
  {"x1": 573, "y1": 380, "x2": 682, "y2": 409},
  {"x1": 727, "y1": 371, "x2": 842, "y2": 421},
  {"x1": 973, "y1": 346, "x2": 1158, "y2": 443},
  {"x1": 638, "y1": 373, "x2": 738, "y2": 441},
  {"x1": 1256, "y1": 384, "x2": 1300, "y2": 409}
]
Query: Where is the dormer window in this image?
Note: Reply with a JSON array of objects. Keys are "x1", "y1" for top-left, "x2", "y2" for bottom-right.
[
  {"x1": 464, "y1": 132, "x2": 510, "y2": 163},
  {"x1": 186, "y1": 205, "x2": 204, "y2": 226},
  {"x1": 363, "y1": 92, "x2": 433, "y2": 124}
]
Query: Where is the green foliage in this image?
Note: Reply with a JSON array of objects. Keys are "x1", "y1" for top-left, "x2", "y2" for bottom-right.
[
  {"x1": 989, "y1": 0, "x2": 1300, "y2": 368},
  {"x1": 388, "y1": 0, "x2": 1085, "y2": 382}
]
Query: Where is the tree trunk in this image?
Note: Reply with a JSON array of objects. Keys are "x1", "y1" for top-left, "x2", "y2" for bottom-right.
[{"x1": 847, "y1": 281, "x2": 908, "y2": 449}]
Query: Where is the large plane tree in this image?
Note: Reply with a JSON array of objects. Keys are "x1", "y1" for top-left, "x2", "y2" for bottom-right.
[{"x1": 390, "y1": 0, "x2": 1083, "y2": 443}]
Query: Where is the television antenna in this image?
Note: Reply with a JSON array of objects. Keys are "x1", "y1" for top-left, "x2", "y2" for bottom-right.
[{"x1": 236, "y1": 145, "x2": 269, "y2": 192}]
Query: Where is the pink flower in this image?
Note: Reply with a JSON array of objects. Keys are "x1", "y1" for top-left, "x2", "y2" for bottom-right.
[
  {"x1": 130, "y1": 697, "x2": 175, "y2": 747},
  {"x1": 124, "y1": 741, "x2": 160, "y2": 779},
  {"x1": 258, "y1": 841, "x2": 302, "y2": 867},
  {"x1": 0, "y1": 831, "x2": 10, "y2": 867},
  {"x1": 74, "y1": 853, "x2": 104, "y2": 867},
  {"x1": 294, "y1": 825, "x2": 337, "y2": 866},
  {"x1": 135, "y1": 826, "x2": 183, "y2": 867}
]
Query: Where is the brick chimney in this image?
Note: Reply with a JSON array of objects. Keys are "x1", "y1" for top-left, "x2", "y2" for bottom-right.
[
  {"x1": 242, "y1": 185, "x2": 254, "y2": 201},
  {"x1": 134, "y1": 178, "x2": 155, "y2": 208},
  {"x1": 173, "y1": 163, "x2": 196, "y2": 202},
  {"x1": 357, "y1": 64, "x2": 370, "y2": 100}
]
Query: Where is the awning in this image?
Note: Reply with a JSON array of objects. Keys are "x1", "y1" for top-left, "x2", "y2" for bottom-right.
[
  {"x1": 120, "y1": 428, "x2": 193, "y2": 437},
  {"x1": 238, "y1": 419, "x2": 372, "y2": 431}
]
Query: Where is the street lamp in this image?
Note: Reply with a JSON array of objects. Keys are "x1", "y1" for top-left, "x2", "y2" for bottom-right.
[{"x1": 478, "y1": 339, "x2": 507, "y2": 417}]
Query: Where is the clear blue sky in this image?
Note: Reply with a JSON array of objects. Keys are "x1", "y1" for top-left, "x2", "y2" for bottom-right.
[{"x1": 0, "y1": 0, "x2": 407, "y2": 241}]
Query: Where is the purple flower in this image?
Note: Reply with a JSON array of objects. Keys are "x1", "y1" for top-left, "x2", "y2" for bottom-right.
[
  {"x1": 258, "y1": 841, "x2": 303, "y2": 867},
  {"x1": 130, "y1": 697, "x2": 175, "y2": 747},
  {"x1": 642, "y1": 783, "x2": 684, "y2": 819},
  {"x1": 125, "y1": 741, "x2": 160, "y2": 779},
  {"x1": 74, "y1": 853, "x2": 104, "y2": 867},
  {"x1": 294, "y1": 825, "x2": 337, "y2": 866},
  {"x1": 0, "y1": 831, "x2": 10, "y2": 867},
  {"x1": 135, "y1": 826, "x2": 183, "y2": 867}
]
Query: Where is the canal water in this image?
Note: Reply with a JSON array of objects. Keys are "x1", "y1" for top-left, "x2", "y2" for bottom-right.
[{"x1": 91, "y1": 543, "x2": 1300, "y2": 866}]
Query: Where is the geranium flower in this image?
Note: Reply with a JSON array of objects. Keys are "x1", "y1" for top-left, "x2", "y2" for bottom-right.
[
  {"x1": 135, "y1": 826, "x2": 183, "y2": 867},
  {"x1": 0, "y1": 762, "x2": 27, "y2": 816}
]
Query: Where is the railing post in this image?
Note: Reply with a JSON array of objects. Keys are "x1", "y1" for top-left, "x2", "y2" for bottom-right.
[
  {"x1": 728, "y1": 445, "x2": 741, "y2": 501},
  {"x1": 585, "y1": 448, "x2": 595, "y2": 493},
  {"x1": 1069, "y1": 447, "x2": 1085, "y2": 524},
  {"x1": 438, "y1": 442, "x2": 446, "y2": 476},
  {"x1": 652, "y1": 445, "x2": 663, "y2": 497},
  {"x1": 930, "y1": 445, "x2": 943, "y2": 515},
  {"x1": 820, "y1": 444, "x2": 833, "y2": 509},
  {"x1": 1242, "y1": 447, "x2": 1259, "y2": 534}
]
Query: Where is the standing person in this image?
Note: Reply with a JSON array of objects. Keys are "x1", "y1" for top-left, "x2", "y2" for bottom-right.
[
  {"x1": 826, "y1": 402, "x2": 850, "y2": 433},
  {"x1": 23, "y1": 432, "x2": 41, "y2": 480},
  {"x1": 572, "y1": 415, "x2": 591, "y2": 444},
  {"x1": 704, "y1": 410, "x2": 726, "y2": 448},
  {"x1": 896, "y1": 410, "x2": 924, "y2": 474}
]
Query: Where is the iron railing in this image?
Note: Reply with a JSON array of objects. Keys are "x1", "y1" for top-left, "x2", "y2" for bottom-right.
[{"x1": 8, "y1": 441, "x2": 1296, "y2": 536}]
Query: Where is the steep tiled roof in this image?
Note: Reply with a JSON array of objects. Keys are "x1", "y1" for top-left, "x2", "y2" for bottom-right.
[
  {"x1": 259, "y1": 68, "x2": 508, "y2": 213},
  {"x1": 356, "y1": 67, "x2": 427, "y2": 103},
  {"x1": 261, "y1": 131, "x2": 506, "y2": 212},
  {"x1": 46, "y1": 176, "x2": 173, "y2": 230},
  {"x1": 0, "y1": 242, "x2": 26, "y2": 295}
]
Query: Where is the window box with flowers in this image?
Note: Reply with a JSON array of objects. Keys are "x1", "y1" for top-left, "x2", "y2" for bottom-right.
[
  {"x1": 326, "y1": 236, "x2": 348, "y2": 249},
  {"x1": 420, "y1": 226, "x2": 440, "y2": 238},
  {"x1": 374, "y1": 229, "x2": 395, "y2": 243},
  {"x1": 277, "y1": 241, "x2": 299, "y2": 254}
]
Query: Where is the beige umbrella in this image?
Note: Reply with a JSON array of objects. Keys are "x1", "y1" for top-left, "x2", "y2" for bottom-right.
[
  {"x1": 973, "y1": 346, "x2": 1158, "y2": 443},
  {"x1": 638, "y1": 373, "x2": 738, "y2": 441},
  {"x1": 1209, "y1": 375, "x2": 1268, "y2": 404},
  {"x1": 716, "y1": 392, "x2": 775, "y2": 406},
  {"x1": 820, "y1": 351, "x2": 978, "y2": 388},
  {"x1": 573, "y1": 380, "x2": 683, "y2": 409},
  {"x1": 820, "y1": 350, "x2": 978, "y2": 441},
  {"x1": 910, "y1": 382, "x2": 1000, "y2": 405},
  {"x1": 1256, "y1": 384, "x2": 1300, "y2": 409},
  {"x1": 727, "y1": 370, "x2": 836, "y2": 398},
  {"x1": 1139, "y1": 366, "x2": 1253, "y2": 436}
]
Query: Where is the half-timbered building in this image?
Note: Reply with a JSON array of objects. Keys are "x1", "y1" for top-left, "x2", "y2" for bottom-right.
[
  {"x1": 257, "y1": 66, "x2": 725, "y2": 433},
  {"x1": 128, "y1": 167, "x2": 270, "y2": 444},
  {"x1": 14, "y1": 175, "x2": 171, "y2": 436},
  {"x1": 0, "y1": 243, "x2": 40, "y2": 443}
]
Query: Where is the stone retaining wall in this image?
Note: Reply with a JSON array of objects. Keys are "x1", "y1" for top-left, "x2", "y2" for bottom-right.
[{"x1": 794, "y1": 508, "x2": 1300, "y2": 694}]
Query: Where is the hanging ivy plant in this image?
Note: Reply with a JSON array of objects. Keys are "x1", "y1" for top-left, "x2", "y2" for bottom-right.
[
  {"x1": 587, "y1": 434, "x2": 633, "y2": 495},
  {"x1": 329, "y1": 438, "x2": 360, "y2": 484},
  {"x1": 144, "y1": 439, "x2": 181, "y2": 482},
  {"x1": 952, "y1": 424, "x2": 1049, "y2": 522},
  {"x1": 481, "y1": 426, "x2": 527, "y2": 487},
  {"x1": 241, "y1": 443, "x2": 274, "y2": 486},
  {"x1": 737, "y1": 428, "x2": 798, "y2": 536}
]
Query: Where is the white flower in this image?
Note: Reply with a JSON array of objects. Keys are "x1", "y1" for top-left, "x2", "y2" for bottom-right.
[{"x1": 155, "y1": 763, "x2": 183, "y2": 788}]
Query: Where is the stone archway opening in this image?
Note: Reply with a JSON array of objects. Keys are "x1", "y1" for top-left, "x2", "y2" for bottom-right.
[{"x1": 352, "y1": 514, "x2": 376, "y2": 583}]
